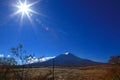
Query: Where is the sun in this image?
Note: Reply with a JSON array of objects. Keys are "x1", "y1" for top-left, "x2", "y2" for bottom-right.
[
  {"x1": 18, "y1": 2, "x2": 30, "y2": 14},
  {"x1": 16, "y1": 0, "x2": 32, "y2": 16},
  {"x1": 12, "y1": 0, "x2": 39, "y2": 23}
]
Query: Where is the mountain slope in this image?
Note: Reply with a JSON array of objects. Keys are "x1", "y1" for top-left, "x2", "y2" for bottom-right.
[{"x1": 30, "y1": 52, "x2": 102, "y2": 66}]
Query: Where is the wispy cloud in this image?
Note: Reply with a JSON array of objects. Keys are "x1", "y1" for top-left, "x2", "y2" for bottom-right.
[
  {"x1": 28, "y1": 56, "x2": 55, "y2": 64},
  {"x1": 40, "y1": 56, "x2": 55, "y2": 62}
]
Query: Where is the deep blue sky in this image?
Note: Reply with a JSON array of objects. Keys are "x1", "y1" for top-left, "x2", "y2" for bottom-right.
[{"x1": 0, "y1": 0, "x2": 120, "y2": 62}]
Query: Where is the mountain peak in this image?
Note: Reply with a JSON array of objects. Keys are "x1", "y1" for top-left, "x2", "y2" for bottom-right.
[
  {"x1": 62, "y1": 52, "x2": 75, "y2": 57},
  {"x1": 29, "y1": 52, "x2": 102, "y2": 66}
]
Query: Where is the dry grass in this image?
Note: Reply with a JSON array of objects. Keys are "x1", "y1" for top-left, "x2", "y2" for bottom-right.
[{"x1": 0, "y1": 64, "x2": 119, "y2": 80}]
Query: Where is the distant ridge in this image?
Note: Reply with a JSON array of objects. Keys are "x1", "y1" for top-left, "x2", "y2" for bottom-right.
[{"x1": 29, "y1": 52, "x2": 102, "y2": 66}]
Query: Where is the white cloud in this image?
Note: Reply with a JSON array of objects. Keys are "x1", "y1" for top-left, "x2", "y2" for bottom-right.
[
  {"x1": 40, "y1": 56, "x2": 55, "y2": 62},
  {"x1": 0, "y1": 54, "x2": 4, "y2": 57},
  {"x1": 27, "y1": 56, "x2": 55, "y2": 64}
]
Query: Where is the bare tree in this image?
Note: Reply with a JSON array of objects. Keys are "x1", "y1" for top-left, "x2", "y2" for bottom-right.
[
  {"x1": 105, "y1": 55, "x2": 120, "y2": 80},
  {"x1": 10, "y1": 44, "x2": 34, "y2": 80}
]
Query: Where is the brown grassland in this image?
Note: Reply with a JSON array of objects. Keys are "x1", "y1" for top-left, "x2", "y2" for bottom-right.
[{"x1": 0, "y1": 64, "x2": 120, "y2": 80}]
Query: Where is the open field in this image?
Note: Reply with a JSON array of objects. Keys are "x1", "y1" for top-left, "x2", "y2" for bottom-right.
[
  {"x1": 0, "y1": 64, "x2": 120, "y2": 80},
  {"x1": 26, "y1": 65, "x2": 110, "y2": 80}
]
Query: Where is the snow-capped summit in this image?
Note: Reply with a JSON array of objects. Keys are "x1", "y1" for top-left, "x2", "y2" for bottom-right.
[{"x1": 63, "y1": 52, "x2": 70, "y2": 55}]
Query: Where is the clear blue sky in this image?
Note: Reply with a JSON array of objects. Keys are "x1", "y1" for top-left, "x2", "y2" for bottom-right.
[{"x1": 0, "y1": 0, "x2": 120, "y2": 62}]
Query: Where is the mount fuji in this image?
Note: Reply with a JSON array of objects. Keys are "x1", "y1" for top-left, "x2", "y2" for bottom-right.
[{"x1": 29, "y1": 52, "x2": 102, "y2": 66}]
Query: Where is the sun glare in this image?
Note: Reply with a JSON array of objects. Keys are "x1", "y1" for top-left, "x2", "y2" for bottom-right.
[{"x1": 12, "y1": 0, "x2": 39, "y2": 24}]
